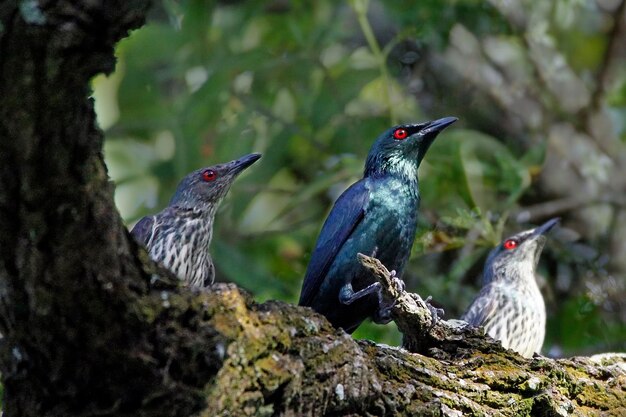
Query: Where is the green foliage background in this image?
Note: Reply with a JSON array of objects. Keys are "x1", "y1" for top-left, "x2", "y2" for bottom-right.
[{"x1": 97, "y1": 0, "x2": 626, "y2": 355}]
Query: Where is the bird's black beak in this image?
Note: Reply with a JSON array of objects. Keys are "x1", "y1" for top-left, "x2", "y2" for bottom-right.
[
  {"x1": 229, "y1": 153, "x2": 262, "y2": 175},
  {"x1": 423, "y1": 116, "x2": 458, "y2": 136},
  {"x1": 531, "y1": 218, "x2": 560, "y2": 237},
  {"x1": 525, "y1": 218, "x2": 559, "y2": 261},
  {"x1": 413, "y1": 116, "x2": 458, "y2": 165}
]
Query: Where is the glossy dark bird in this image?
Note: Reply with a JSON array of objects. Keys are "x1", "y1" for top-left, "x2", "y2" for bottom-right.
[
  {"x1": 461, "y1": 218, "x2": 559, "y2": 358},
  {"x1": 131, "y1": 153, "x2": 261, "y2": 287},
  {"x1": 299, "y1": 117, "x2": 458, "y2": 333}
]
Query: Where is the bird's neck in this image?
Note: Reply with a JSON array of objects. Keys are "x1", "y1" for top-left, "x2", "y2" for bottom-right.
[
  {"x1": 364, "y1": 154, "x2": 419, "y2": 188},
  {"x1": 171, "y1": 205, "x2": 218, "y2": 243},
  {"x1": 484, "y1": 259, "x2": 538, "y2": 288},
  {"x1": 175, "y1": 203, "x2": 219, "y2": 220},
  {"x1": 151, "y1": 206, "x2": 217, "y2": 287}
]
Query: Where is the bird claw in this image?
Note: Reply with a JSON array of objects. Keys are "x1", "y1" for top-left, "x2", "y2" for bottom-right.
[
  {"x1": 389, "y1": 270, "x2": 406, "y2": 293},
  {"x1": 339, "y1": 268, "x2": 406, "y2": 326},
  {"x1": 373, "y1": 271, "x2": 405, "y2": 325},
  {"x1": 424, "y1": 295, "x2": 444, "y2": 327}
]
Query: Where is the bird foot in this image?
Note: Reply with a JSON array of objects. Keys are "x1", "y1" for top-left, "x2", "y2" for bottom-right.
[
  {"x1": 339, "y1": 281, "x2": 395, "y2": 325},
  {"x1": 424, "y1": 295, "x2": 444, "y2": 327},
  {"x1": 339, "y1": 269, "x2": 407, "y2": 326},
  {"x1": 339, "y1": 282, "x2": 382, "y2": 305},
  {"x1": 388, "y1": 270, "x2": 406, "y2": 293},
  {"x1": 373, "y1": 271, "x2": 406, "y2": 325}
]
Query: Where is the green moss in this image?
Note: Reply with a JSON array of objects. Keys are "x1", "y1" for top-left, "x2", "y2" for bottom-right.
[
  {"x1": 575, "y1": 383, "x2": 620, "y2": 409},
  {"x1": 199, "y1": 285, "x2": 624, "y2": 416}
]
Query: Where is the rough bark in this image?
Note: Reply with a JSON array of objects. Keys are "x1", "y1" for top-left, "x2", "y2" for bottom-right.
[
  {"x1": 0, "y1": 1, "x2": 223, "y2": 415},
  {"x1": 0, "y1": 1, "x2": 623, "y2": 417},
  {"x1": 201, "y1": 283, "x2": 626, "y2": 417}
]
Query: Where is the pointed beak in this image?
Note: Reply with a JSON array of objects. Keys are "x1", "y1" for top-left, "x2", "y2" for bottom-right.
[
  {"x1": 523, "y1": 217, "x2": 559, "y2": 262},
  {"x1": 531, "y1": 217, "x2": 560, "y2": 237},
  {"x1": 423, "y1": 116, "x2": 458, "y2": 136},
  {"x1": 228, "y1": 153, "x2": 262, "y2": 176}
]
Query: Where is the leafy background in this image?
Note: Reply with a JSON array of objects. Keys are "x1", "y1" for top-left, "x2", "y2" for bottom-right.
[{"x1": 96, "y1": 0, "x2": 626, "y2": 355}]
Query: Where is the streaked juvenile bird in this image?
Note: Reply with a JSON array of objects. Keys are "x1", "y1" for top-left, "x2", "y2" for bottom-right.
[
  {"x1": 462, "y1": 218, "x2": 559, "y2": 358},
  {"x1": 299, "y1": 117, "x2": 458, "y2": 333},
  {"x1": 131, "y1": 153, "x2": 261, "y2": 287}
]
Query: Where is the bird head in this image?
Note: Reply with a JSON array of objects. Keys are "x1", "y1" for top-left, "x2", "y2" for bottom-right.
[
  {"x1": 364, "y1": 117, "x2": 457, "y2": 180},
  {"x1": 169, "y1": 153, "x2": 261, "y2": 211},
  {"x1": 483, "y1": 218, "x2": 560, "y2": 285}
]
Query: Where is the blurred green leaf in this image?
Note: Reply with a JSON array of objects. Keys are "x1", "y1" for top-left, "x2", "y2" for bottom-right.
[
  {"x1": 422, "y1": 129, "x2": 530, "y2": 215},
  {"x1": 459, "y1": 130, "x2": 531, "y2": 212},
  {"x1": 213, "y1": 240, "x2": 291, "y2": 300},
  {"x1": 548, "y1": 296, "x2": 626, "y2": 355}
]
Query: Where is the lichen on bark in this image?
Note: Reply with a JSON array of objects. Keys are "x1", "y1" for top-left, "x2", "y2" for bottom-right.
[{"x1": 201, "y1": 283, "x2": 626, "y2": 416}]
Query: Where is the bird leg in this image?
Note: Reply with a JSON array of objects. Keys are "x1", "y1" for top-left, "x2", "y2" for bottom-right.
[
  {"x1": 338, "y1": 246, "x2": 391, "y2": 310},
  {"x1": 339, "y1": 268, "x2": 408, "y2": 325},
  {"x1": 389, "y1": 269, "x2": 405, "y2": 292},
  {"x1": 338, "y1": 281, "x2": 382, "y2": 305}
]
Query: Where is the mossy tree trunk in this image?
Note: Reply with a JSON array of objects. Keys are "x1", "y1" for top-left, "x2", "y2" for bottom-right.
[{"x1": 0, "y1": 2, "x2": 623, "y2": 416}]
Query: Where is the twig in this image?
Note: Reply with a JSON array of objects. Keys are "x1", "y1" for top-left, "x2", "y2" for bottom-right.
[{"x1": 358, "y1": 253, "x2": 493, "y2": 356}]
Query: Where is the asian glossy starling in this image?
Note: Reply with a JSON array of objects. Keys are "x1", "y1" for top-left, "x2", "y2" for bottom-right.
[
  {"x1": 462, "y1": 218, "x2": 559, "y2": 358},
  {"x1": 131, "y1": 153, "x2": 261, "y2": 287},
  {"x1": 299, "y1": 117, "x2": 458, "y2": 333}
]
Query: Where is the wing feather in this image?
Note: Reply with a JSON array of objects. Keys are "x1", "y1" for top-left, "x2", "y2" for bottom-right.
[
  {"x1": 299, "y1": 180, "x2": 370, "y2": 306},
  {"x1": 462, "y1": 284, "x2": 501, "y2": 328},
  {"x1": 131, "y1": 216, "x2": 156, "y2": 247}
]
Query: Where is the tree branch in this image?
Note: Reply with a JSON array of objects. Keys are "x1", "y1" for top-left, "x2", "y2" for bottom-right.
[
  {"x1": 203, "y1": 283, "x2": 626, "y2": 416},
  {"x1": 358, "y1": 254, "x2": 510, "y2": 357}
]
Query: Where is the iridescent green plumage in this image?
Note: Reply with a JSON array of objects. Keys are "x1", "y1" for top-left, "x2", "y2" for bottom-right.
[{"x1": 299, "y1": 117, "x2": 457, "y2": 333}]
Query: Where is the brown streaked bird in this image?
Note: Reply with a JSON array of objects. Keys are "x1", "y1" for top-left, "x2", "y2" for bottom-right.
[
  {"x1": 462, "y1": 218, "x2": 559, "y2": 358},
  {"x1": 131, "y1": 153, "x2": 261, "y2": 287}
]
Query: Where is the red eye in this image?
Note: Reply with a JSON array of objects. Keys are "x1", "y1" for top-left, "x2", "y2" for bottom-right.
[
  {"x1": 393, "y1": 128, "x2": 408, "y2": 140},
  {"x1": 202, "y1": 170, "x2": 217, "y2": 182},
  {"x1": 503, "y1": 239, "x2": 517, "y2": 250}
]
